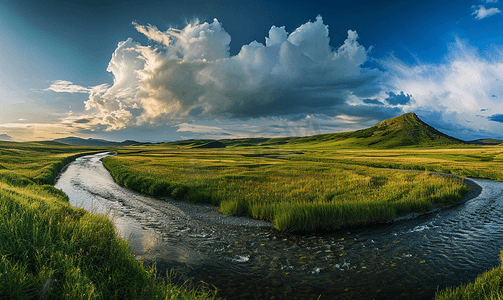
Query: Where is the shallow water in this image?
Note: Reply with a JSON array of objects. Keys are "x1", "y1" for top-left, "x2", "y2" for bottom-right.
[{"x1": 55, "y1": 152, "x2": 503, "y2": 299}]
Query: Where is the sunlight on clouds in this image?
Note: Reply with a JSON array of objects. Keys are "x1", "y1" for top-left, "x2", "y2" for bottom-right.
[
  {"x1": 51, "y1": 15, "x2": 376, "y2": 131},
  {"x1": 44, "y1": 14, "x2": 503, "y2": 140},
  {"x1": 46, "y1": 80, "x2": 90, "y2": 93},
  {"x1": 0, "y1": 123, "x2": 77, "y2": 141}
]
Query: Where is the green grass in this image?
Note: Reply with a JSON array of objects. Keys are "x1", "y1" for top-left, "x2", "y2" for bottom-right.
[
  {"x1": 99, "y1": 112, "x2": 503, "y2": 298},
  {"x1": 103, "y1": 146, "x2": 474, "y2": 232},
  {"x1": 0, "y1": 142, "x2": 218, "y2": 300},
  {"x1": 436, "y1": 251, "x2": 503, "y2": 300},
  {"x1": 0, "y1": 141, "x2": 106, "y2": 184},
  {"x1": 103, "y1": 143, "x2": 503, "y2": 299}
]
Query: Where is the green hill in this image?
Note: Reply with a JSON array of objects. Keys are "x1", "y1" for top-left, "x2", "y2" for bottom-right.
[
  {"x1": 333, "y1": 112, "x2": 465, "y2": 148},
  {"x1": 218, "y1": 113, "x2": 465, "y2": 149}
]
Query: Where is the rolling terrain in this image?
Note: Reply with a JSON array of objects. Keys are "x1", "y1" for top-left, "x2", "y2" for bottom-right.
[{"x1": 169, "y1": 113, "x2": 466, "y2": 149}]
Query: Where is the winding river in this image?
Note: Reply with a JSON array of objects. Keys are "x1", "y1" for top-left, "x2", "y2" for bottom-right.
[{"x1": 54, "y1": 152, "x2": 503, "y2": 299}]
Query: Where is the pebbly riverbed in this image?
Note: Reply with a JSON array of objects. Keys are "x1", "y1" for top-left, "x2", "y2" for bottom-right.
[{"x1": 55, "y1": 152, "x2": 503, "y2": 299}]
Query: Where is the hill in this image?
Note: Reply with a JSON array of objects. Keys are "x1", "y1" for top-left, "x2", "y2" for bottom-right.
[
  {"x1": 54, "y1": 137, "x2": 144, "y2": 147},
  {"x1": 216, "y1": 113, "x2": 465, "y2": 149}
]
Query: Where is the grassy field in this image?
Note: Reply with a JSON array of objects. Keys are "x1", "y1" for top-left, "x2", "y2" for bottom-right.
[
  {"x1": 103, "y1": 145, "x2": 486, "y2": 232},
  {"x1": 0, "y1": 141, "x2": 217, "y2": 300},
  {"x1": 3, "y1": 111, "x2": 503, "y2": 299},
  {"x1": 103, "y1": 142, "x2": 503, "y2": 299}
]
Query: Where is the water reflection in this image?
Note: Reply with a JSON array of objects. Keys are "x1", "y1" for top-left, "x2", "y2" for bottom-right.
[{"x1": 55, "y1": 153, "x2": 503, "y2": 299}]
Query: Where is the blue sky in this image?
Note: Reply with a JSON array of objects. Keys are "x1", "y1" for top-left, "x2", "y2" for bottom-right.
[{"x1": 1, "y1": 0, "x2": 503, "y2": 142}]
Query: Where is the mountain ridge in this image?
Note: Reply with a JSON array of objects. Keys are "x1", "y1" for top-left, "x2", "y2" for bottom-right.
[{"x1": 53, "y1": 137, "x2": 145, "y2": 147}]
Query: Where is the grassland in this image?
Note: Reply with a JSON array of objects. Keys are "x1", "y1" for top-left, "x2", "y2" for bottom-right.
[
  {"x1": 103, "y1": 142, "x2": 503, "y2": 299},
  {"x1": 0, "y1": 141, "x2": 217, "y2": 300},
  {"x1": 99, "y1": 113, "x2": 503, "y2": 298},
  {"x1": 104, "y1": 145, "x2": 493, "y2": 232},
  {"x1": 3, "y1": 111, "x2": 503, "y2": 299}
]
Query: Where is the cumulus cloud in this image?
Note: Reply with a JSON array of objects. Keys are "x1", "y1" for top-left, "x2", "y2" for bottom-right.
[
  {"x1": 472, "y1": 5, "x2": 501, "y2": 19},
  {"x1": 384, "y1": 91, "x2": 412, "y2": 106},
  {"x1": 50, "y1": 15, "x2": 381, "y2": 132}
]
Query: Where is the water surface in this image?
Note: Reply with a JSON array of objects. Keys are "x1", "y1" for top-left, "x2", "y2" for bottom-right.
[{"x1": 55, "y1": 152, "x2": 503, "y2": 299}]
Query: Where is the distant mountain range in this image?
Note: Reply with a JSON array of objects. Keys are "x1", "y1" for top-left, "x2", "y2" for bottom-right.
[
  {"x1": 49, "y1": 113, "x2": 502, "y2": 148},
  {"x1": 53, "y1": 137, "x2": 145, "y2": 147},
  {"x1": 465, "y1": 138, "x2": 503, "y2": 145}
]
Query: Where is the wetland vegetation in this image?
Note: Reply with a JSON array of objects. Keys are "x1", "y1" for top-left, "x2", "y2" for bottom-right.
[
  {"x1": 103, "y1": 148, "x2": 471, "y2": 232},
  {"x1": 102, "y1": 113, "x2": 503, "y2": 232},
  {"x1": 2, "y1": 113, "x2": 503, "y2": 299},
  {"x1": 0, "y1": 141, "x2": 217, "y2": 299}
]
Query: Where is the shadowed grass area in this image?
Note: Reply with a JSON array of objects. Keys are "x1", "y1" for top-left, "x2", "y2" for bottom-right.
[
  {"x1": 0, "y1": 142, "x2": 218, "y2": 300},
  {"x1": 104, "y1": 146, "x2": 472, "y2": 232}
]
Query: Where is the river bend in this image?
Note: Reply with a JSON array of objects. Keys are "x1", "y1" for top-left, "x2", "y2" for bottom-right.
[{"x1": 55, "y1": 152, "x2": 503, "y2": 299}]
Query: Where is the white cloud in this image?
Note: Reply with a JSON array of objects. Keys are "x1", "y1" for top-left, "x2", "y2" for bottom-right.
[
  {"x1": 176, "y1": 123, "x2": 226, "y2": 134},
  {"x1": 472, "y1": 5, "x2": 501, "y2": 19},
  {"x1": 54, "y1": 15, "x2": 377, "y2": 132},
  {"x1": 379, "y1": 38, "x2": 503, "y2": 139},
  {"x1": 46, "y1": 80, "x2": 90, "y2": 93}
]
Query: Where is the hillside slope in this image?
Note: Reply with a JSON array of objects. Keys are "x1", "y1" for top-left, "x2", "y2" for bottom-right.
[{"x1": 219, "y1": 113, "x2": 464, "y2": 149}]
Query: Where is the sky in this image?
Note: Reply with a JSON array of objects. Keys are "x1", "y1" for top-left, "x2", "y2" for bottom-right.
[{"x1": 1, "y1": 0, "x2": 503, "y2": 142}]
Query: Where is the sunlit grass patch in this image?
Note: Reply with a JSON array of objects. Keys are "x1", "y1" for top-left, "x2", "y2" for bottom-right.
[
  {"x1": 104, "y1": 147, "x2": 475, "y2": 232},
  {"x1": 0, "y1": 142, "x2": 218, "y2": 299}
]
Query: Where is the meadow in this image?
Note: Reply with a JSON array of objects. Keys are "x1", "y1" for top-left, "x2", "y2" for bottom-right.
[
  {"x1": 103, "y1": 145, "x2": 500, "y2": 232},
  {"x1": 0, "y1": 141, "x2": 217, "y2": 300},
  {"x1": 3, "y1": 134, "x2": 503, "y2": 299},
  {"x1": 103, "y1": 142, "x2": 503, "y2": 299}
]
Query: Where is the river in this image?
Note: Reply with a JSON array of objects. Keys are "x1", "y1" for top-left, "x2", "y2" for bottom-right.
[{"x1": 54, "y1": 152, "x2": 503, "y2": 299}]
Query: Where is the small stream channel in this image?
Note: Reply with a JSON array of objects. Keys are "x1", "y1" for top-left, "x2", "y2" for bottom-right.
[{"x1": 54, "y1": 152, "x2": 503, "y2": 299}]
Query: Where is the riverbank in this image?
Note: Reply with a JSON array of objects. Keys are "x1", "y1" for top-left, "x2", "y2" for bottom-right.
[
  {"x1": 394, "y1": 177, "x2": 482, "y2": 222},
  {"x1": 58, "y1": 151, "x2": 503, "y2": 300},
  {"x1": 103, "y1": 147, "x2": 471, "y2": 232},
  {"x1": 0, "y1": 142, "x2": 218, "y2": 300}
]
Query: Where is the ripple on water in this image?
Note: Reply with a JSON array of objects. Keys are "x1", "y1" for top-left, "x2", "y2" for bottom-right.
[{"x1": 55, "y1": 154, "x2": 503, "y2": 300}]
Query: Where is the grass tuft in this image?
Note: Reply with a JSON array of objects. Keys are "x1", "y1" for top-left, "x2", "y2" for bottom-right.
[
  {"x1": 102, "y1": 146, "x2": 480, "y2": 232},
  {"x1": 0, "y1": 142, "x2": 218, "y2": 300}
]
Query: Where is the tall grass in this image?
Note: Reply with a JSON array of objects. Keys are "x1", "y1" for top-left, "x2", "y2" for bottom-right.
[
  {"x1": 436, "y1": 251, "x2": 503, "y2": 300},
  {"x1": 0, "y1": 142, "x2": 218, "y2": 300},
  {"x1": 104, "y1": 147, "x2": 471, "y2": 232}
]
